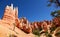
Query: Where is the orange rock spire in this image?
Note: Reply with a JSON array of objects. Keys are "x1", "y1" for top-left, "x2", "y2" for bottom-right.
[{"x1": 0, "y1": 4, "x2": 19, "y2": 30}]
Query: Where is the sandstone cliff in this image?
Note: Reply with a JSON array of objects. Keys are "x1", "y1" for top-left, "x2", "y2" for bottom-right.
[
  {"x1": 0, "y1": 4, "x2": 60, "y2": 37},
  {"x1": 0, "y1": 4, "x2": 35, "y2": 37}
]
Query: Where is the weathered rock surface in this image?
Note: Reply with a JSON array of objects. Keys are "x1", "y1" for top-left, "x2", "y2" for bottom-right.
[
  {"x1": 0, "y1": 4, "x2": 60, "y2": 37},
  {"x1": 0, "y1": 24, "x2": 35, "y2": 37},
  {"x1": 0, "y1": 4, "x2": 35, "y2": 37}
]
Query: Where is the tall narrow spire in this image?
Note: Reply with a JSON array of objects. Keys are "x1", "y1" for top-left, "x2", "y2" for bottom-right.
[
  {"x1": 6, "y1": 5, "x2": 9, "y2": 9},
  {"x1": 11, "y1": 4, "x2": 13, "y2": 9},
  {"x1": 6, "y1": 5, "x2": 9, "y2": 8},
  {"x1": 15, "y1": 7, "x2": 18, "y2": 18}
]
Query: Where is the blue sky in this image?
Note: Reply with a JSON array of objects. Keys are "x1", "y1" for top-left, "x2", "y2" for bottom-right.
[{"x1": 0, "y1": 0, "x2": 59, "y2": 22}]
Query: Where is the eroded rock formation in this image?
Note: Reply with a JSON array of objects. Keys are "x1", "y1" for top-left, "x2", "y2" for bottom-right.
[{"x1": 0, "y1": 4, "x2": 60, "y2": 37}]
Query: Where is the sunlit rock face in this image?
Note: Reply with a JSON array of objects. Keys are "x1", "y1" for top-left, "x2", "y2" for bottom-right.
[
  {"x1": 0, "y1": 4, "x2": 60, "y2": 37},
  {"x1": 0, "y1": 4, "x2": 53, "y2": 34},
  {"x1": 0, "y1": 4, "x2": 19, "y2": 30},
  {"x1": 0, "y1": 4, "x2": 35, "y2": 37},
  {"x1": 31, "y1": 22, "x2": 39, "y2": 30},
  {"x1": 3, "y1": 4, "x2": 15, "y2": 23},
  {"x1": 18, "y1": 17, "x2": 32, "y2": 33}
]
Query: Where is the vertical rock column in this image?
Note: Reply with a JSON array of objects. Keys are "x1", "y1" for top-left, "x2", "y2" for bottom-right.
[{"x1": 2, "y1": 4, "x2": 15, "y2": 25}]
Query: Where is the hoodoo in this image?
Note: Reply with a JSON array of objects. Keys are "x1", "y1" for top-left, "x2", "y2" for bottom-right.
[{"x1": 0, "y1": 4, "x2": 60, "y2": 37}]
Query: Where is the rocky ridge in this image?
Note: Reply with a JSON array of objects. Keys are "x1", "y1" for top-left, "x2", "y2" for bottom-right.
[{"x1": 0, "y1": 4, "x2": 60, "y2": 37}]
